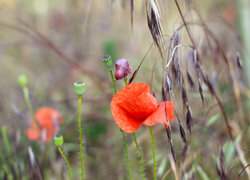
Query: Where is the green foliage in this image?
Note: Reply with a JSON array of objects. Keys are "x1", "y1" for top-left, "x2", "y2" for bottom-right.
[
  {"x1": 197, "y1": 166, "x2": 210, "y2": 180},
  {"x1": 222, "y1": 141, "x2": 235, "y2": 165},
  {"x1": 85, "y1": 124, "x2": 107, "y2": 143},
  {"x1": 103, "y1": 39, "x2": 118, "y2": 61},
  {"x1": 206, "y1": 113, "x2": 220, "y2": 127}
]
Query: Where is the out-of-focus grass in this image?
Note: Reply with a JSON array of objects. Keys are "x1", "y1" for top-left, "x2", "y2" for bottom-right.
[{"x1": 0, "y1": 0, "x2": 249, "y2": 180}]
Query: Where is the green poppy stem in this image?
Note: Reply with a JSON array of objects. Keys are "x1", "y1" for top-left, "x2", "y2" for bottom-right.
[
  {"x1": 121, "y1": 130, "x2": 133, "y2": 180},
  {"x1": 78, "y1": 96, "x2": 84, "y2": 180},
  {"x1": 124, "y1": 77, "x2": 145, "y2": 179},
  {"x1": 58, "y1": 147, "x2": 72, "y2": 180},
  {"x1": 22, "y1": 86, "x2": 40, "y2": 132},
  {"x1": 110, "y1": 70, "x2": 117, "y2": 94},
  {"x1": 133, "y1": 132, "x2": 146, "y2": 180},
  {"x1": 124, "y1": 77, "x2": 128, "y2": 86},
  {"x1": 148, "y1": 126, "x2": 157, "y2": 180},
  {"x1": 109, "y1": 70, "x2": 133, "y2": 180},
  {"x1": 23, "y1": 86, "x2": 34, "y2": 118}
]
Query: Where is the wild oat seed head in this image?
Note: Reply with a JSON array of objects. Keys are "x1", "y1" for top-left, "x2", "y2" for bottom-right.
[
  {"x1": 102, "y1": 55, "x2": 113, "y2": 70},
  {"x1": 18, "y1": 75, "x2": 28, "y2": 87},
  {"x1": 54, "y1": 135, "x2": 64, "y2": 146},
  {"x1": 74, "y1": 81, "x2": 86, "y2": 96}
]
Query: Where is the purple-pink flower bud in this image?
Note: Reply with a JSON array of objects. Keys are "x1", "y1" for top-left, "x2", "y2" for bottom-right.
[{"x1": 115, "y1": 59, "x2": 131, "y2": 80}]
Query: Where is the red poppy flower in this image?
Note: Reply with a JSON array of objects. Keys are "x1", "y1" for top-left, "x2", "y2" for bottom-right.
[
  {"x1": 111, "y1": 83, "x2": 174, "y2": 133},
  {"x1": 25, "y1": 107, "x2": 63, "y2": 142}
]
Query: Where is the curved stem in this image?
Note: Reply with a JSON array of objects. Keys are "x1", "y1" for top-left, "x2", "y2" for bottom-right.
[
  {"x1": 174, "y1": 0, "x2": 196, "y2": 48},
  {"x1": 58, "y1": 147, "x2": 72, "y2": 180},
  {"x1": 121, "y1": 129, "x2": 133, "y2": 180},
  {"x1": 78, "y1": 96, "x2": 84, "y2": 180},
  {"x1": 23, "y1": 87, "x2": 34, "y2": 117},
  {"x1": 22, "y1": 86, "x2": 39, "y2": 131},
  {"x1": 133, "y1": 132, "x2": 146, "y2": 180},
  {"x1": 110, "y1": 70, "x2": 117, "y2": 94},
  {"x1": 109, "y1": 71, "x2": 133, "y2": 179},
  {"x1": 149, "y1": 126, "x2": 157, "y2": 180},
  {"x1": 124, "y1": 77, "x2": 128, "y2": 86}
]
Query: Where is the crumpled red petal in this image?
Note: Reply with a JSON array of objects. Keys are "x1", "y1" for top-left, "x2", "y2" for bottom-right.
[
  {"x1": 25, "y1": 121, "x2": 40, "y2": 141},
  {"x1": 112, "y1": 83, "x2": 158, "y2": 120},
  {"x1": 36, "y1": 107, "x2": 63, "y2": 129},
  {"x1": 111, "y1": 101, "x2": 142, "y2": 133},
  {"x1": 111, "y1": 83, "x2": 159, "y2": 133},
  {"x1": 111, "y1": 83, "x2": 175, "y2": 132},
  {"x1": 143, "y1": 101, "x2": 174, "y2": 127}
]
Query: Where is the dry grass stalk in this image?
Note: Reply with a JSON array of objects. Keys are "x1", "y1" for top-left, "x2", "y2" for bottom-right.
[
  {"x1": 130, "y1": 0, "x2": 134, "y2": 31},
  {"x1": 146, "y1": 0, "x2": 164, "y2": 60},
  {"x1": 169, "y1": 154, "x2": 179, "y2": 180}
]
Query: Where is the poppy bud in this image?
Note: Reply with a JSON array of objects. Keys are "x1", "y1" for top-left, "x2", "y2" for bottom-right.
[
  {"x1": 74, "y1": 81, "x2": 86, "y2": 96},
  {"x1": 18, "y1": 75, "x2": 28, "y2": 87},
  {"x1": 102, "y1": 55, "x2": 113, "y2": 70},
  {"x1": 54, "y1": 135, "x2": 64, "y2": 146},
  {"x1": 115, "y1": 58, "x2": 131, "y2": 80}
]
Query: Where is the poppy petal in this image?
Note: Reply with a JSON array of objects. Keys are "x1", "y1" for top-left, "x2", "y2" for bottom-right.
[
  {"x1": 25, "y1": 121, "x2": 40, "y2": 140},
  {"x1": 143, "y1": 101, "x2": 175, "y2": 127},
  {"x1": 111, "y1": 100, "x2": 143, "y2": 133},
  {"x1": 112, "y1": 83, "x2": 158, "y2": 120},
  {"x1": 36, "y1": 107, "x2": 63, "y2": 128}
]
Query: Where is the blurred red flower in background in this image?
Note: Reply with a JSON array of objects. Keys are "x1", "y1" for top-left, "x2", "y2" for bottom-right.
[
  {"x1": 25, "y1": 107, "x2": 63, "y2": 142},
  {"x1": 111, "y1": 83, "x2": 174, "y2": 133}
]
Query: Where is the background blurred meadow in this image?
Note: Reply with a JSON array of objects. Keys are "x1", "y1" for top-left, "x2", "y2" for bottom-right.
[{"x1": 0, "y1": 0, "x2": 249, "y2": 179}]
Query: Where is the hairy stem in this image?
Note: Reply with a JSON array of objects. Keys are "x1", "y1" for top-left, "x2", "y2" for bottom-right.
[
  {"x1": 78, "y1": 96, "x2": 84, "y2": 180},
  {"x1": 58, "y1": 147, "x2": 72, "y2": 180},
  {"x1": 133, "y1": 132, "x2": 146, "y2": 180},
  {"x1": 125, "y1": 78, "x2": 144, "y2": 179},
  {"x1": 109, "y1": 71, "x2": 133, "y2": 179},
  {"x1": 149, "y1": 126, "x2": 157, "y2": 180},
  {"x1": 110, "y1": 70, "x2": 117, "y2": 94},
  {"x1": 121, "y1": 130, "x2": 133, "y2": 180}
]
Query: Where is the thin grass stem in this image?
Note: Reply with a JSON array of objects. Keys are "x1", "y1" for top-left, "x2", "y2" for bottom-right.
[{"x1": 1, "y1": 126, "x2": 11, "y2": 155}]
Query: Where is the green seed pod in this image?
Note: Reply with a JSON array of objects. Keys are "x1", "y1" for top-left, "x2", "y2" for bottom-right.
[
  {"x1": 18, "y1": 75, "x2": 28, "y2": 87},
  {"x1": 102, "y1": 55, "x2": 113, "y2": 70},
  {"x1": 54, "y1": 135, "x2": 64, "y2": 146},
  {"x1": 74, "y1": 81, "x2": 86, "y2": 96}
]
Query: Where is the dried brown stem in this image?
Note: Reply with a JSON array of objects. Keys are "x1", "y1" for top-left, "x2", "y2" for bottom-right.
[{"x1": 173, "y1": 1, "x2": 234, "y2": 140}]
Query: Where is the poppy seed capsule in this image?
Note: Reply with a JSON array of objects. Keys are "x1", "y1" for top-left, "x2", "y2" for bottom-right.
[
  {"x1": 54, "y1": 135, "x2": 64, "y2": 146},
  {"x1": 18, "y1": 75, "x2": 28, "y2": 87},
  {"x1": 102, "y1": 55, "x2": 113, "y2": 70},
  {"x1": 74, "y1": 81, "x2": 86, "y2": 96}
]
